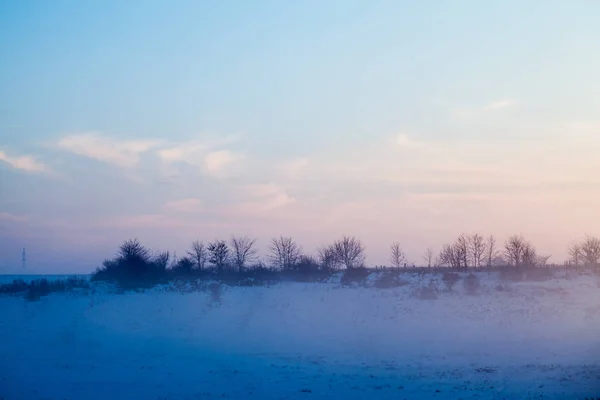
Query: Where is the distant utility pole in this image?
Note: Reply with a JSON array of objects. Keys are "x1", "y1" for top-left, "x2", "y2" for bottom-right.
[{"x1": 22, "y1": 248, "x2": 26, "y2": 269}]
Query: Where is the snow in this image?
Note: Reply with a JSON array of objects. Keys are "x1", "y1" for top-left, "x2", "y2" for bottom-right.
[{"x1": 1, "y1": 270, "x2": 599, "y2": 399}]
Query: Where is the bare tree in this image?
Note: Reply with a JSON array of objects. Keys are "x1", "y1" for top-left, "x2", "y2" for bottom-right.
[
  {"x1": 504, "y1": 235, "x2": 527, "y2": 267},
  {"x1": 423, "y1": 247, "x2": 435, "y2": 268},
  {"x1": 317, "y1": 244, "x2": 340, "y2": 270},
  {"x1": 207, "y1": 240, "x2": 229, "y2": 271},
  {"x1": 153, "y1": 250, "x2": 170, "y2": 270},
  {"x1": 580, "y1": 235, "x2": 600, "y2": 266},
  {"x1": 568, "y1": 242, "x2": 582, "y2": 267},
  {"x1": 536, "y1": 254, "x2": 551, "y2": 267},
  {"x1": 485, "y1": 235, "x2": 498, "y2": 267},
  {"x1": 455, "y1": 234, "x2": 469, "y2": 268},
  {"x1": 268, "y1": 236, "x2": 302, "y2": 270},
  {"x1": 172, "y1": 256, "x2": 195, "y2": 275},
  {"x1": 188, "y1": 240, "x2": 208, "y2": 271},
  {"x1": 522, "y1": 242, "x2": 538, "y2": 267},
  {"x1": 118, "y1": 238, "x2": 151, "y2": 263},
  {"x1": 333, "y1": 236, "x2": 366, "y2": 269},
  {"x1": 390, "y1": 242, "x2": 406, "y2": 269},
  {"x1": 438, "y1": 244, "x2": 460, "y2": 268},
  {"x1": 230, "y1": 236, "x2": 258, "y2": 273},
  {"x1": 468, "y1": 233, "x2": 486, "y2": 268}
]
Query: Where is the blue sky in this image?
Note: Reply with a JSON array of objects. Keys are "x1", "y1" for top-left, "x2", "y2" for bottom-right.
[{"x1": 1, "y1": 1, "x2": 599, "y2": 272}]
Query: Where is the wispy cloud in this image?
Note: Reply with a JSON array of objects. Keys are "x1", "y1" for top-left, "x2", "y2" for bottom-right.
[
  {"x1": 0, "y1": 150, "x2": 47, "y2": 173},
  {"x1": 162, "y1": 198, "x2": 203, "y2": 213},
  {"x1": 482, "y1": 99, "x2": 516, "y2": 111},
  {"x1": 92, "y1": 213, "x2": 230, "y2": 233},
  {"x1": 203, "y1": 150, "x2": 239, "y2": 177},
  {"x1": 156, "y1": 143, "x2": 207, "y2": 164},
  {"x1": 57, "y1": 133, "x2": 162, "y2": 168},
  {"x1": 282, "y1": 158, "x2": 309, "y2": 178},
  {"x1": 228, "y1": 183, "x2": 296, "y2": 216},
  {"x1": 0, "y1": 212, "x2": 29, "y2": 222},
  {"x1": 95, "y1": 214, "x2": 184, "y2": 230},
  {"x1": 156, "y1": 135, "x2": 242, "y2": 179},
  {"x1": 452, "y1": 98, "x2": 517, "y2": 119},
  {"x1": 393, "y1": 133, "x2": 425, "y2": 149}
]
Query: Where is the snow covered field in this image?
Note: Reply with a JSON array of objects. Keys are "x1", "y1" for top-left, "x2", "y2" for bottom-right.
[{"x1": 1, "y1": 270, "x2": 599, "y2": 399}]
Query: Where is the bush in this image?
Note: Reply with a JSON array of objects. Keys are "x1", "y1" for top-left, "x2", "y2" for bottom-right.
[
  {"x1": 340, "y1": 267, "x2": 371, "y2": 286},
  {"x1": 442, "y1": 272, "x2": 461, "y2": 291},
  {"x1": 287, "y1": 256, "x2": 333, "y2": 283},
  {"x1": 91, "y1": 239, "x2": 169, "y2": 289},
  {"x1": 0, "y1": 279, "x2": 29, "y2": 295},
  {"x1": 209, "y1": 264, "x2": 281, "y2": 287},
  {"x1": 169, "y1": 257, "x2": 196, "y2": 279},
  {"x1": 374, "y1": 271, "x2": 409, "y2": 289},
  {"x1": 464, "y1": 274, "x2": 480, "y2": 295},
  {"x1": 25, "y1": 279, "x2": 50, "y2": 301},
  {"x1": 0, "y1": 277, "x2": 90, "y2": 301},
  {"x1": 245, "y1": 264, "x2": 279, "y2": 282}
]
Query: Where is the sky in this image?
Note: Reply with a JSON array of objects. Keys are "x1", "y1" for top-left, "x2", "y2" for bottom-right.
[{"x1": 1, "y1": 0, "x2": 599, "y2": 273}]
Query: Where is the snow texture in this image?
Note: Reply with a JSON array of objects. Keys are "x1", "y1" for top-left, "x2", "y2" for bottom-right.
[{"x1": 1, "y1": 270, "x2": 599, "y2": 399}]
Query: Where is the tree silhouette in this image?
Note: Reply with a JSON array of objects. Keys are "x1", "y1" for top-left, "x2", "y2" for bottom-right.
[
  {"x1": 230, "y1": 235, "x2": 258, "y2": 273},
  {"x1": 268, "y1": 236, "x2": 301, "y2": 270},
  {"x1": 208, "y1": 240, "x2": 229, "y2": 271},
  {"x1": 333, "y1": 236, "x2": 365, "y2": 269},
  {"x1": 390, "y1": 242, "x2": 406, "y2": 269},
  {"x1": 188, "y1": 240, "x2": 208, "y2": 271}
]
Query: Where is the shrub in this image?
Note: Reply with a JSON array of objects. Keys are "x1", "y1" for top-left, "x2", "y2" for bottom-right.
[
  {"x1": 296, "y1": 255, "x2": 319, "y2": 274},
  {"x1": 374, "y1": 271, "x2": 409, "y2": 289},
  {"x1": 464, "y1": 274, "x2": 480, "y2": 295},
  {"x1": 91, "y1": 239, "x2": 169, "y2": 289},
  {"x1": 293, "y1": 255, "x2": 332, "y2": 283},
  {"x1": 245, "y1": 264, "x2": 279, "y2": 282},
  {"x1": 442, "y1": 272, "x2": 461, "y2": 291},
  {"x1": 0, "y1": 279, "x2": 29, "y2": 295},
  {"x1": 0, "y1": 277, "x2": 90, "y2": 301},
  {"x1": 340, "y1": 267, "x2": 371, "y2": 286},
  {"x1": 170, "y1": 257, "x2": 196, "y2": 279},
  {"x1": 25, "y1": 279, "x2": 50, "y2": 301}
]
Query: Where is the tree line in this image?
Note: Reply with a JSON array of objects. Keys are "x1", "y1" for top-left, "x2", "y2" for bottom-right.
[
  {"x1": 91, "y1": 233, "x2": 600, "y2": 286},
  {"x1": 174, "y1": 235, "x2": 367, "y2": 274},
  {"x1": 429, "y1": 234, "x2": 599, "y2": 269}
]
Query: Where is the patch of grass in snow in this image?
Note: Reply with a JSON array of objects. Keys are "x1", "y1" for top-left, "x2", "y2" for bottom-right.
[
  {"x1": 498, "y1": 267, "x2": 527, "y2": 282},
  {"x1": 442, "y1": 272, "x2": 461, "y2": 291},
  {"x1": 463, "y1": 274, "x2": 481, "y2": 295},
  {"x1": 373, "y1": 271, "x2": 410, "y2": 289},
  {"x1": 340, "y1": 267, "x2": 371, "y2": 286},
  {"x1": 524, "y1": 267, "x2": 555, "y2": 281},
  {"x1": 413, "y1": 283, "x2": 439, "y2": 300}
]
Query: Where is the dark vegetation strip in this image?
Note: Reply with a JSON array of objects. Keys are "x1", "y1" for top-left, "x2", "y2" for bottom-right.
[{"x1": 2, "y1": 237, "x2": 598, "y2": 301}]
